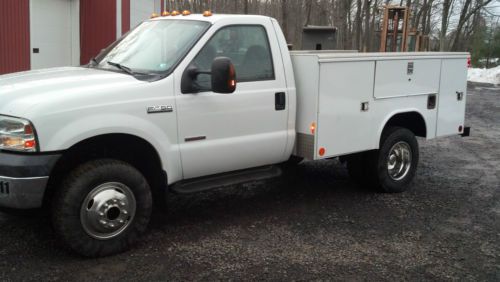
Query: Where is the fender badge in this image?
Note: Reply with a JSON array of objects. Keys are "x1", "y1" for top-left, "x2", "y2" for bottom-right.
[{"x1": 147, "y1": 105, "x2": 173, "y2": 114}]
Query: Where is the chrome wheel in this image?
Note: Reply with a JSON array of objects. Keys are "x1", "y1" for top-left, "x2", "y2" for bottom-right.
[
  {"x1": 387, "y1": 141, "x2": 412, "y2": 181},
  {"x1": 80, "y1": 182, "x2": 136, "y2": 240}
]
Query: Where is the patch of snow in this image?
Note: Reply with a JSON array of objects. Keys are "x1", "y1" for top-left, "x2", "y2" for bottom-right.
[{"x1": 467, "y1": 66, "x2": 500, "y2": 85}]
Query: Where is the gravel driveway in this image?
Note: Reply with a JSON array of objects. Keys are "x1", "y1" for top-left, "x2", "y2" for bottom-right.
[{"x1": 0, "y1": 85, "x2": 498, "y2": 281}]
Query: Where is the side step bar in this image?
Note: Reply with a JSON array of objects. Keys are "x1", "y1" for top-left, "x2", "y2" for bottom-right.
[{"x1": 170, "y1": 165, "x2": 282, "y2": 194}]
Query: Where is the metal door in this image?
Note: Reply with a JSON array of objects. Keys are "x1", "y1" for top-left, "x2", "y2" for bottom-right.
[{"x1": 436, "y1": 59, "x2": 468, "y2": 136}]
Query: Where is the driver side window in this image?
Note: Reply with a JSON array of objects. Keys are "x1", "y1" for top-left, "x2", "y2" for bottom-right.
[{"x1": 191, "y1": 25, "x2": 275, "y2": 90}]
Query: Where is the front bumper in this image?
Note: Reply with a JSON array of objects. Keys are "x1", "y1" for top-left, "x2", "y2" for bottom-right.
[{"x1": 0, "y1": 151, "x2": 61, "y2": 209}]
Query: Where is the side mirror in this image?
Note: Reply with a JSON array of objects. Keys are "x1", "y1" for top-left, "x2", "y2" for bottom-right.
[
  {"x1": 211, "y1": 57, "x2": 236, "y2": 94},
  {"x1": 180, "y1": 57, "x2": 237, "y2": 94}
]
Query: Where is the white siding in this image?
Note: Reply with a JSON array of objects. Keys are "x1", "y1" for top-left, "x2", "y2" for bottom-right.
[{"x1": 130, "y1": 0, "x2": 161, "y2": 29}]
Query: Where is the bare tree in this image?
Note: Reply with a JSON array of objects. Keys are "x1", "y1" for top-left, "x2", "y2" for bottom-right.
[
  {"x1": 336, "y1": 0, "x2": 350, "y2": 49},
  {"x1": 439, "y1": 0, "x2": 454, "y2": 51},
  {"x1": 362, "y1": 0, "x2": 371, "y2": 51},
  {"x1": 354, "y1": 0, "x2": 362, "y2": 49},
  {"x1": 450, "y1": 0, "x2": 494, "y2": 50},
  {"x1": 281, "y1": 0, "x2": 289, "y2": 41},
  {"x1": 305, "y1": 0, "x2": 313, "y2": 26}
]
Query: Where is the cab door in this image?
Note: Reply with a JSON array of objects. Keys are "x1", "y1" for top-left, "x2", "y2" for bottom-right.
[{"x1": 174, "y1": 22, "x2": 289, "y2": 179}]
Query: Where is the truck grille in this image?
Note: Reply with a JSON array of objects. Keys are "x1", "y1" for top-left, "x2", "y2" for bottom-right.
[{"x1": 0, "y1": 181, "x2": 10, "y2": 196}]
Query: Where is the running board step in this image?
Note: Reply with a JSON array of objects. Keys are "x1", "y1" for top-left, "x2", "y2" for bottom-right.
[{"x1": 170, "y1": 166, "x2": 282, "y2": 194}]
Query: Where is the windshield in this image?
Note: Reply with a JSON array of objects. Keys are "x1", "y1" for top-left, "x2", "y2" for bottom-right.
[{"x1": 95, "y1": 20, "x2": 210, "y2": 75}]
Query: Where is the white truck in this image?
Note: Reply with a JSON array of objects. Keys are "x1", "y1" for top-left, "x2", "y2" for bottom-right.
[{"x1": 0, "y1": 14, "x2": 469, "y2": 257}]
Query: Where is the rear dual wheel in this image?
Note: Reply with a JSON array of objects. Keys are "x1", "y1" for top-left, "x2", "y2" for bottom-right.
[{"x1": 346, "y1": 127, "x2": 419, "y2": 193}]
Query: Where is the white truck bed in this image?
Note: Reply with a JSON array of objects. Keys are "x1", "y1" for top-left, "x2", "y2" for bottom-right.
[{"x1": 291, "y1": 52, "x2": 469, "y2": 160}]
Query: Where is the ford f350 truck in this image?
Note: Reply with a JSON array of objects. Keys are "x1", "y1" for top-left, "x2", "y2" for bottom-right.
[{"x1": 0, "y1": 13, "x2": 469, "y2": 257}]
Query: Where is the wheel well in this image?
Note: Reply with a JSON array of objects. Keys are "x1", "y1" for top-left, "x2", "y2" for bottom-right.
[
  {"x1": 384, "y1": 112, "x2": 427, "y2": 138},
  {"x1": 44, "y1": 134, "x2": 166, "y2": 208}
]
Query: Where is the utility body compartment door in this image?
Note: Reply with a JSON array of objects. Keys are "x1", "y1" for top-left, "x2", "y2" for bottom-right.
[
  {"x1": 374, "y1": 59, "x2": 441, "y2": 99},
  {"x1": 316, "y1": 61, "x2": 376, "y2": 157},
  {"x1": 436, "y1": 59, "x2": 467, "y2": 136}
]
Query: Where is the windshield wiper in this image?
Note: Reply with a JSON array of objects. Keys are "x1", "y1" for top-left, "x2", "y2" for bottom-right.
[{"x1": 107, "y1": 61, "x2": 136, "y2": 76}]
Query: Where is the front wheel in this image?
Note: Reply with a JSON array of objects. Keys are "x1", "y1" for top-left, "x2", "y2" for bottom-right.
[{"x1": 52, "y1": 159, "x2": 152, "y2": 257}]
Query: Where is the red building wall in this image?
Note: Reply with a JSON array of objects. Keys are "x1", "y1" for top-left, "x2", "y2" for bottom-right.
[
  {"x1": 0, "y1": 0, "x2": 30, "y2": 75},
  {"x1": 122, "y1": 0, "x2": 131, "y2": 34},
  {"x1": 1, "y1": 0, "x2": 133, "y2": 74},
  {"x1": 80, "y1": 0, "x2": 117, "y2": 65}
]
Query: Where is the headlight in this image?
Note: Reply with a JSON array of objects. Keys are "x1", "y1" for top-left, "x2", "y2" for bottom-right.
[{"x1": 0, "y1": 116, "x2": 38, "y2": 152}]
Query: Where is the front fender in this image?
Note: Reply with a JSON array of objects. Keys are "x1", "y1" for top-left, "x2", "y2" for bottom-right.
[{"x1": 37, "y1": 113, "x2": 183, "y2": 184}]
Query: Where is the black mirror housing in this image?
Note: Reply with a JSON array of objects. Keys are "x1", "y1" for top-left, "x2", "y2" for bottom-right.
[
  {"x1": 211, "y1": 57, "x2": 236, "y2": 94},
  {"x1": 181, "y1": 57, "x2": 236, "y2": 94}
]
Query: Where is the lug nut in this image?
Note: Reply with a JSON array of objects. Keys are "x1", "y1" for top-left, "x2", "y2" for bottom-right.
[
  {"x1": 99, "y1": 212, "x2": 104, "y2": 216},
  {"x1": 123, "y1": 210, "x2": 128, "y2": 215},
  {"x1": 120, "y1": 202, "x2": 125, "y2": 206},
  {"x1": 99, "y1": 220, "x2": 107, "y2": 225}
]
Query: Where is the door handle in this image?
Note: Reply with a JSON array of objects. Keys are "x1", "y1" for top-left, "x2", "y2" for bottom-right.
[{"x1": 275, "y1": 92, "x2": 286, "y2": 111}]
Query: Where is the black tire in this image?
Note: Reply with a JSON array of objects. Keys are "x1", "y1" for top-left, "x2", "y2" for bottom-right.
[
  {"x1": 0, "y1": 207, "x2": 41, "y2": 217},
  {"x1": 52, "y1": 159, "x2": 152, "y2": 257},
  {"x1": 367, "y1": 127, "x2": 419, "y2": 193},
  {"x1": 345, "y1": 152, "x2": 368, "y2": 181},
  {"x1": 280, "y1": 156, "x2": 304, "y2": 183},
  {"x1": 346, "y1": 127, "x2": 419, "y2": 193}
]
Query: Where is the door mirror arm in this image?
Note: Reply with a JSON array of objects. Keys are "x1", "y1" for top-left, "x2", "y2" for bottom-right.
[
  {"x1": 181, "y1": 66, "x2": 204, "y2": 94},
  {"x1": 187, "y1": 66, "x2": 211, "y2": 78}
]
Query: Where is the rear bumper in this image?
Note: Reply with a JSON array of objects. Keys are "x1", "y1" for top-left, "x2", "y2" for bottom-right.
[{"x1": 0, "y1": 151, "x2": 61, "y2": 209}]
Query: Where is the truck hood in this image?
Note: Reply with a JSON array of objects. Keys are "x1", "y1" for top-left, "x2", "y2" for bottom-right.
[{"x1": 0, "y1": 67, "x2": 143, "y2": 117}]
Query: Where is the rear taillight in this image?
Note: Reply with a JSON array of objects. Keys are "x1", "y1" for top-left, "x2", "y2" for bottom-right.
[{"x1": 467, "y1": 57, "x2": 471, "y2": 68}]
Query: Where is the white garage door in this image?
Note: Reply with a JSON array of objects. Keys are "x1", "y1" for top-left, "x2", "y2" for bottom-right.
[{"x1": 30, "y1": 0, "x2": 79, "y2": 69}]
